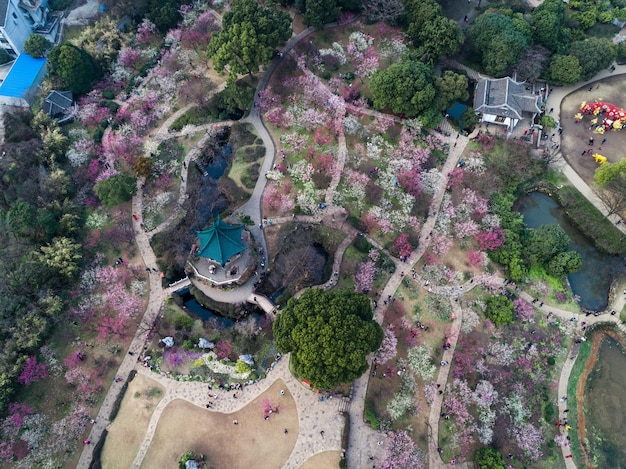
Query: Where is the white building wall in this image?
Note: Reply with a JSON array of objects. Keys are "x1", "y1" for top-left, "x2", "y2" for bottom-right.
[{"x1": 3, "y1": 0, "x2": 35, "y2": 53}]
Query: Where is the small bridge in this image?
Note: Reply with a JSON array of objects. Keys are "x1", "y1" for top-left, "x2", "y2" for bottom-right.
[{"x1": 247, "y1": 293, "x2": 277, "y2": 318}]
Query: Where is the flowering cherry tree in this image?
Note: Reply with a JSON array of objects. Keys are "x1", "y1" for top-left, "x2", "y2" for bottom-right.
[
  {"x1": 18, "y1": 356, "x2": 48, "y2": 385},
  {"x1": 467, "y1": 249, "x2": 484, "y2": 267},
  {"x1": 392, "y1": 233, "x2": 414, "y2": 259},
  {"x1": 260, "y1": 398, "x2": 279, "y2": 418},
  {"x1": 380, "y1": 431, "x2": 425, "y2": 469},
  {"x1": 474, "y1": 227, "x2": 505, "y2": 251},
  {"x1": 375, "y1": 325, "x2": 397, "y2": 364},
  {"x1": 514, "y1": 298, "x2": 535, "y2": 322},
  {"x1": 215, "y1": 340, "x2": 232, "y2": 360},
  {"x1": 355, "y1": 260, "x2": 376, "y2": 292}
]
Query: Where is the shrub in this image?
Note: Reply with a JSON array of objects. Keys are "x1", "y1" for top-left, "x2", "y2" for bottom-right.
[
  {"x1": 354, "y1": 236, "x2": 372, "y2": 253},
  {"x1": 235, "y1": 359, "x2": 251, "y2": 374},
  {"x1": 364, "y1": 406, "x2": 379, "y2": 429},
  {"x1": 485, "y1": 295, "x2": 514, "y2": 326},
  {"x1": 174, "y1": 314, "x2": 194, "y2": 331},
  {"x1": 170, "y1": 107, "x2": 212, "y2": 131},
  {"x1": 241, "y1": 163, "x2": 260, "y2": 189}
]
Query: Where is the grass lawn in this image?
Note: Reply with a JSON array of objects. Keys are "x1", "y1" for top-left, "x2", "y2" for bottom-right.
[
  {"x1": 101, "y1": 374, "x2": 165, "y2": 469},
  {"x1": 140, "y1": 380, "x2": 297, "y2": 468},
  {"x1": 567, "y1": 338, "x2": 592, "y2": 467},
  {"x1": 175, "y1": 131, "x2": 208, "y2": 155}
]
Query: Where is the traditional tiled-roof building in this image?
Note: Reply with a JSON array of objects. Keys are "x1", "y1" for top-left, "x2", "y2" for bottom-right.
[{"x1": 473, "y1": 76, "x2": 542, "y2": 131}]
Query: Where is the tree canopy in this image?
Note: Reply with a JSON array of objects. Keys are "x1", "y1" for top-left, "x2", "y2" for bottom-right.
[
  {"x1": 528, "y1": 225, "x2": 570, "y2": 266},
  {"x1": 94, "y1": 174, "x2": 137, "y2": 208},
  {"x1": 595, "y1": 158, "x2": 626, "y2": 215},
  {"x1": 468, "y1": 13, "x2": 530, "y2": 77},
  {"x1": 531, "y1": 0, "x2": 569, "y2": 53},
  {"x1": 548, "y1": 54, "x2": 582, "y2": 85},
  {"x1": 528, "y1": 225, "x2": 582, "y2": 277},
  {"x1": 208, "y1": 0, "x2": 292, "y2": 80},
  {"x1": 568, "y1": 38, "x2": 616, "y2": 80},
  {"x1": 37, "y1": 237, "x2": 82, "y2": 280},
  {"x1": 369, "y1": 59, "x2": 435, "y2": 117},
  {"x1": 146, "y1": 0, "x2": 184, "y2": 32},
  {"x1": 485, "y1": 295, "x2": 514, "y2": 326},
  {"x1": 24, "y1": 34, "x2": 51, "y2": 58},
  {"x1": 273, "y1": 289, "x2": 383, "y2": 389},
  {"x1": 48, "y1": 44, "x2": 100, "y2": 94},
  {"x1": 303, "y1": 0, "x2": 340, "y2": 29},
  {"x1": 433, "y1": 71, "x2": 469, "y2": 112},
  {"x1": 404, "y1": 0, "x2": 462, "y2": 61}
]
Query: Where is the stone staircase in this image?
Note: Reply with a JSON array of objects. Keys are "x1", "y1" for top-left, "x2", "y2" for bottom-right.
[
  {"x1": 336, "y1": 397, "x2": 351, "y2": 413},
  {"x1": 617, "y1": 321, "x2": 626, "y2": 335}
]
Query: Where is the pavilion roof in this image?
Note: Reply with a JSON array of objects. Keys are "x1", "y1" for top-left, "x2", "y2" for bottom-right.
[{"x1": 196, "y1": 216, "x2": 245, "y2": 266}]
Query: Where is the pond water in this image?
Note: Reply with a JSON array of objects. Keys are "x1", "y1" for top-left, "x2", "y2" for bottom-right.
[
  {"x1": 194, "y1": 144, "x2": 233, "y2": 223},
  {"x1": 585, "y1": 336, "x2": 626, "y2": 467},
  {"x1": 205, "y1": 144, "x2": 232, "y2": 179},
  {"x1": 177, "y1": 287, "x2": 260, "y2": 330},
  {"x1": 517, "y1": 192, "x2": 625, "y2": 311}
]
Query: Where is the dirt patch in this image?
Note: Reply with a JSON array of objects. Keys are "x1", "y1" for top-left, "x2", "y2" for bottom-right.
[
  {"x1": 140, "y1": 380, "x2": 297, "y2": 468},
  {"x1": 101, "y1": 374, "x2": 165, "y2": 469},
  {"x1": 560, "y1": 76, "x2": 626, "y2": 188},
  {"x1": 300, "y1": 450, "x2": 342, "y2": 469},
  {"x1": 291, "y1": 15, "x2": 307, "y2": 36}
]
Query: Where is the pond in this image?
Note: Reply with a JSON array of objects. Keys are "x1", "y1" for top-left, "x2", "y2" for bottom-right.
[
  {"x1": 584, "y1": 335, "x2": 626, "y2": 467},
  {"x1": 194, "y1": 144, "x2": 233, "y2": 223},
  {"x1": 177, "y1": 287, "x2": 261, "y2": 330},
  {"x1": 517, "y1": 192, "x2": 625, "y2": 311},
  {"x1": 205, "y1": 144, "x2": 232, "y2": 179}
]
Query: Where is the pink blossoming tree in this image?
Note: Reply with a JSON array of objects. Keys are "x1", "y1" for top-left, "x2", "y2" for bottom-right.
[
  {"x1": 355, "y1": 260, "x2": 376, "y2": 292},
  {"x1": 18, "y1": 356, "x2": 48, "y2": 385},
  {"x1": 380, "y1": 431, "x2": 425, "y2": 469},
  {"x1": 375, "y1": 325, "x2": 398, "y2": 364}
]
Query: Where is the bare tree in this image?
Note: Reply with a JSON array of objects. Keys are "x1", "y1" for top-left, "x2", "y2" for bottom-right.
[
  {"x1": 510, "y1": 45, "x2": 551, "y2": 83},
  {"x1": 364, "y1": 0, "x2": 405, "y2": 25},
  {"x1": 596, "y1": 185, "x2": 626, "y2": 217},
  {"x1": 179, "y1": 77, "x2": 215, "y2": 110}
]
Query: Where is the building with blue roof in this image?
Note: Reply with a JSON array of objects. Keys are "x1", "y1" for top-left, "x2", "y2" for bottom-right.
[
  {"x1": 0, "y1": 0, "x2": 59, "y2": 58},
  {"x1": 0, "y1": 53, "x2": 45, "y2": 105}
]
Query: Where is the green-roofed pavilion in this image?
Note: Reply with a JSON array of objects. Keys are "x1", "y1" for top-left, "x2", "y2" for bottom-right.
[{"x1": 196, "y1": 217, "x2": 246, "y2": 266}]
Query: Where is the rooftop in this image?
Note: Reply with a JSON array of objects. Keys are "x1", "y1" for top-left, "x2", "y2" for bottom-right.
[
  {"x1": 196, "y1": 216, "x2": 246, "y2": 266},
  {"x1": 0, "y1": 53, "x2": 46, "y2": 99},
  {"x1": 474, "y1": 76, "x2": 541, "y2": 121},
  {"x1": 42, "y1": 90, "x2": 73, "y2": 117}
]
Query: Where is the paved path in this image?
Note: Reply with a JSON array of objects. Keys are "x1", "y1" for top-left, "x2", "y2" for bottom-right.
[
  {"x1": 248, "y1": 292, "x2": 276, "y2": 317},
  {"x1": 129, "y1": 355, "x2": 345, "y2": 469},
  {"x1": 347, "y1": 128, "x2": 479, "y2": 469},
  {"x1": 78, "y1": 16, "x2": 626, "y2": 469},
  {"x1": 545, "y1": 65, "x2": 626, "y2": 233},
  {"x1": 78, "y1": 16, "x2": 361, "y2": 469}
]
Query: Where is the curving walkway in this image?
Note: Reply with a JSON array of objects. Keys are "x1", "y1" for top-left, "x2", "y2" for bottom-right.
[
  {"x1": 78, "y1": 15, "x2": 362, "y2": 469},
  {"x1": 129, "y1": 355, "x2": 344, "y2": 469},
  {"x1": 77, "y1": 14, "x2": 626, "y2": 469},
  {"x1": 347, "y1": 128, "x2": 479, "y2": 468},
  {"x1": 545, "y1": 65, "x2": 626, "y2": 233}
]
